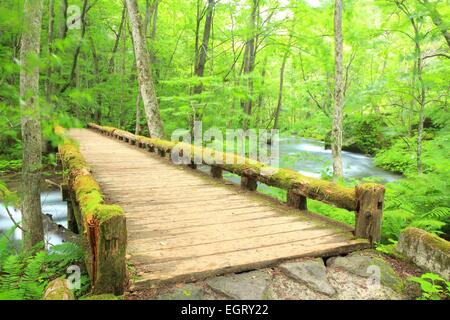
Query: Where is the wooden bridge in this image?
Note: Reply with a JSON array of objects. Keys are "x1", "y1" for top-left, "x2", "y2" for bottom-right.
[{"x1": 57, "y1": 124, "x2": 385, "y2": 295}]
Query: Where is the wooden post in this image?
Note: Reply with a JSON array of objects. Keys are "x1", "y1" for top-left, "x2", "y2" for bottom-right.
[
  {"x1": 158, "y1": 148, "x2": 166, "y2": 157},
  {"x1": 354, "y1": 183, "x2": 385, "y2": 244},
  {"x1": 93, "y1": 215, "x2": 127, "y2": 295},
  {"x1": 188, "y1": 160, "x2": 197, "y2": 169},
  {"x1": 67, "y1": 200, "x2": 78, "y2": 234},
  {"x1": 61, "y1": 183, "x2": 69, "y2": 202},
  {"x1": 211, "y1": 166, "x2": 222, "y2": 179},
  {"x1": 241, "y1": 175, "x2": 257, "y2": 191},
  {"x1": 287, "y1": 188, "x2": 307, "y2": 211},
  {"x1": 147, "y1": 144, "x2": 155, "y2": 153}
]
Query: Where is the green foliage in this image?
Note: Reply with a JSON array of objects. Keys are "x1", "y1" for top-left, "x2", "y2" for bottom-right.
[
  {"x1": 0, "y1": 232, "x2": 87, "y2": 300},
  {"x1": 375, "y1": 239, "x2": 398, "y2": 255},
  {"x1": 382, "y1": 173, "x2": 450, "y2": 240},
  {"x1": 342, "y1": 114, "x2": 395, "y2": 155},
  {"x1": 409, "y1": 273, "x2": 450, "y2": 300}
]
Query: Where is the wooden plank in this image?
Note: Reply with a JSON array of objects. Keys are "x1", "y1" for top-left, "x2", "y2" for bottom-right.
[
  {"x1": 68, "y1": 128, "x2": 368, "y2": 287},
  {"x1": 132, "y1": 239, "x2": 369, "y2": 287}
]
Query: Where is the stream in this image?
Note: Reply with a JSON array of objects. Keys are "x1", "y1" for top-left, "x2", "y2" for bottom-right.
[{"x1": 0, "y1": 136, "x2": 401, "y2": 243}]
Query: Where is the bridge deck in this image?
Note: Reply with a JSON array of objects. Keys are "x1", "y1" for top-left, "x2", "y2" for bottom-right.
[{"x1": 69, "y1": 129, "x2": 369, "y2": 288}]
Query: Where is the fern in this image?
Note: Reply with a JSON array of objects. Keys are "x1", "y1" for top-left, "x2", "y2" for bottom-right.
[
  {"x1": 421, "y1": 207, "x2": 450, "y2": 220},
  {"x1": 408, "y1": 219, "x2": 446, "y2": 234},
  {"x1": 0, "y1": 241, "x2": 87, "y2": 300}
]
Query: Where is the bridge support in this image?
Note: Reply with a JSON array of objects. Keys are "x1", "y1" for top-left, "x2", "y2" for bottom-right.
[
  {"x1": 287, "y1": 188, "x2": 307, "y2": 211},
  {"x1": 61, "y1": 183, "x2": 78, "y2": 233},
  {"x1": 241, "y1": 175, "x2": 257, "y2": 191},
  {"x1": 189, "y1": 160, "x2": 197, "y2": 169},
  {"x1": 210, "y1": 166, "x2": 222, "y2": 179},
  {"x1": 157, "y1": 148, "x2": 166, "y2": 157},
  {"x1": 354, "y1": 184, "x2": 385, "y2": 244}
]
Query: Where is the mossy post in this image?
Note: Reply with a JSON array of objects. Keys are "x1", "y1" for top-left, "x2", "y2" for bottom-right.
[
  {"x1": 158, "y1": 148, "x2": 166, "y2": 157},
  {"x1": 189, "y1": 160, "x2": 197, "y2": 169},
  {"x1": 354, "y1": 183, "x2": 385, "y2": 244},
  {"x1": 287, "y1": 188, "x2": 307, "y2": 211},
  {"x1": 93, "y1": 213, "x2": 127, "y2": 295},
  {"x1": 211, "y1": 166, "x2": 223, "y2": 179},
  {"x1": 241, "y1": 175, "x2": 258, "y2": 191}
]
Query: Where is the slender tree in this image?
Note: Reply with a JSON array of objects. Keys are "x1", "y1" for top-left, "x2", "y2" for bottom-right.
[
  {"x1": 45, "y1": 0, "x2": 55, "y2": 102},
  {"x1": 241, "y1": 0, "x2": 259, "y2": 129},
  {"x1": 331, "y1": 0, "x2": 344, "y2": 178},
  {"x1": 20, "y1": 0, "x2": 45, "y2": 250},
  {"x1": 60, "y1": 0, "x2": 89, "y2": 93},
  {"x1": 125, "y1": 0, "x2": 164, "y2": 138},
  {"x1": 190, "y1": 0, "x2": 215, "y2": 128},
  {"x1": 58, "y1": 0, "x2": 68, "y2": 39},
  {"x1": 274, "y1": 33, "x2": 293, "y2": 130}
]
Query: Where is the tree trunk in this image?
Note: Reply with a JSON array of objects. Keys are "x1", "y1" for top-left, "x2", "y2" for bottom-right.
[
  {"x1": 190, "y1": 0, "x2": 215, "y2": 127},
  {"x1": 273, "y1": 51, "x2": 288, "y2": 130},
  {"x1": 89, "y1": 35, "x2": 102, "y2": 123},
  {"x1": 58, "y1": 0, "x2": 68, "y2": 39},
  {"x1": 20, "y1": 0, "x2": 45, "y2": 251},
  {"x1": 421, "y1": 0, "x2": 450, "y2": 48},
  {"x1": 135, "y1": 94, "x2": 141, "y2": 135},
  {"x1": 108, "y1": 4, "x2": 126, "y2": 74},
  {"x1": 135, "y1": 0, "x2": 158, "y2": 135},
  {"x1": 125, "y1": 0, "x2": 164, "y2": 138},
  {"x1": 241, "y1": 0, "x2": 258, "y2": 129},
  {"x1": 60, "y1": 0, "x2": 89, "y2": 93},
  {"x1": 415, "y1": 36, "x2": 426, "y2": 175},
  {"x1": 274, "y1": 35, "x2": 292, "y2": 130},
  {"x1": 332, "y1": 0, "x2": 344, "y2": 178},
  {"x1": 45, "y1": 0, "x2": 55, "y2": 102}
]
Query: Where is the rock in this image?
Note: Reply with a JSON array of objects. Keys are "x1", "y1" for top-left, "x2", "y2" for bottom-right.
[
  {"x1": 327, "y1": 252, "x2": 404, "y2": 293},
  {"x1": 279, "y1": 259, "x2": 336, "y2": 296},
  {"x1": 157, "y1": 284, "x2": 207, "y2": 300},
  {"x1": 327, "y1": 269, "x2": 405, "y2": 300},
  {"x1": 81, "y1": 294, "x2": 123, "y2": 300},
  {"x1": 267, "y1": 272, "x2": 330, "y2": 300},
  {"x1": 206, "y1": 270, "x2": 271, "y2": 300},
  {"x1": 396, "y1": 227, "x2": 450, "y2": 280},
  {"x1": 43, "y1": 278, "x2": 75, "y2": 300}
]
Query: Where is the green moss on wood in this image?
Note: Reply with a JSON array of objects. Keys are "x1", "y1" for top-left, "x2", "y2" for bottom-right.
[{"x1": 94, "y1": 204, "x2": 125, "y2": 223}]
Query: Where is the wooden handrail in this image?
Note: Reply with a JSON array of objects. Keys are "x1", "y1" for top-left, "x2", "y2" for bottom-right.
[
  {"x1": 88, "y1": 123, "x2": 385, "y2": 244},
  {"x1": 56, "y1": 126, "x2": 127, "y2": 294}
]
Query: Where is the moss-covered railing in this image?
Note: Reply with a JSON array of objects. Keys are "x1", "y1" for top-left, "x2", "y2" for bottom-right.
[
  {"x1": 55, "y1": 126, "x2": 127, "y2": 295},
  {"x1": 88, "y1": 123, "x2": 385, "y2": 244}
]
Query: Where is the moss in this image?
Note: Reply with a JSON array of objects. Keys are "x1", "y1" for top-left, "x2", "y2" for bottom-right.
[
  {"x1": 402, "y1": 227, "x2": 450, "y2": 253},
  {"x1": 43, "y1": 278, "x2": 75, "y2": 300},
  {"x1": 73, "y1": 175, "x2": 100, "y2": 196},
  {"x1": 94, "y1": 204, "x2": 125, "y2": 223},
  {"x1": 92, "y1": 123, "x2": 361, "y2": 210},
  {"x1": 80, "y1": 293, "x2": 123, "y2": 300}
]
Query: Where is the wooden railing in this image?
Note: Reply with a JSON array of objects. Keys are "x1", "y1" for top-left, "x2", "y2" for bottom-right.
[
  {"x1": 55, "y1": 126, "x2": 127, "y2": 295},
  {"x1": 88, "y1": 123, "x2": 385, "y2": 244}
]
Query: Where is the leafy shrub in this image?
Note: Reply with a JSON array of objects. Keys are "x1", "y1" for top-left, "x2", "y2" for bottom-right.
[
  {"x1": 0, "y1": 230, "x2": 88, "y2": 300},
  {"x1": 409, "y1": 273, "x2": 450, "y2": 300},
  {"x1": 382, "y1": 173, "x2": 450, "y2": 240}
]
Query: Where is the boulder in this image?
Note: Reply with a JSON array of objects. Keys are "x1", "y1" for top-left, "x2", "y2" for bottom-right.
[
  {"x1": 43, "y1": 278, "x2": 75, "y2": 300},
  {"x1": 279, "y1": 259, "x2": 336, "y2": 296},
  {"x1": 327, "y1": 251, "x2": 404, "y2": 292},
  {"x1": 206, "y1": 270, "x2": 271, "y2": 300},
  {"x1": 157, "y1": 284, "x2": 207, "y2": 300},
  {"x1": 396, "y1": 227, "x2": 450, "y2": 280}
]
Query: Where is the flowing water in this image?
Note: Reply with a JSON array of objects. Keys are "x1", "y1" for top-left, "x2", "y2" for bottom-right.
[{"x1": 0, "y1": 136, "x2": 401, "y2": 243}]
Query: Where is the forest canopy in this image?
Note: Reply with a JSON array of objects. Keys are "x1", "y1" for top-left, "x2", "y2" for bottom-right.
[{"x1": 0, "y1": 0, "x2": 449, "y2": 241}]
